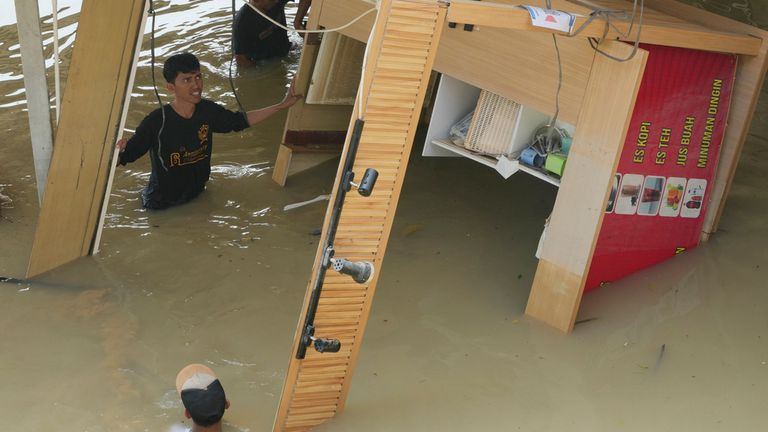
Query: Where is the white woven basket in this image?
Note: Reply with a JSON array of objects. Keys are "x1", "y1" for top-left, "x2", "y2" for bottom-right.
[{"x1": 464, "y1": 90, "x2": 522, "y2": 156}]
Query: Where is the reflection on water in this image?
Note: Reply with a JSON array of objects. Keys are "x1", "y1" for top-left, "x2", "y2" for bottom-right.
[
  {"x1": 686, "y1": 0, "x2": 764, "y2": 27},
  {"x1": 0, "y1": 1, "x2": 767, "y2": 431}
]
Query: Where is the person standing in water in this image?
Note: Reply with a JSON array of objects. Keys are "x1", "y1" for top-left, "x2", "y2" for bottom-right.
[
  {"x1": 170, "y1": 364, "x2": 230, "y2": 432},
  {"x1": 116, "y1": 52, "x2": 301, "y2": 209},
  {"x1": 233, "y1": 0, "x2": 312, "y2": 66}
]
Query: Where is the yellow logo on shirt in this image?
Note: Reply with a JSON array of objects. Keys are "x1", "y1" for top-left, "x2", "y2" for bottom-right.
[
  {"x1": 198, "y1": 124, "x2": 209, "y2": 142},
  {"x1": 169, "y1": 144, "x2": 209, "y2": 167}
]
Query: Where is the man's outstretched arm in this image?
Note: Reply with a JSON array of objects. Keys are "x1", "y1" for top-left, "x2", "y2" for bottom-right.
[{"x1": 246, "y1": 80, "x2": 302, "y2": 126}]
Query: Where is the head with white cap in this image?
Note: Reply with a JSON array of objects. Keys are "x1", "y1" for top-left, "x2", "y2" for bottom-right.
[{"x1": 175, "y1": 364, "x2": 230, "y2": 431}]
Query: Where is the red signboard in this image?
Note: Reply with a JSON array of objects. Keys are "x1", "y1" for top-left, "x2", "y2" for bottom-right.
[{"x1": 585, "y1": 44, "x2": 737, "y2": 292}]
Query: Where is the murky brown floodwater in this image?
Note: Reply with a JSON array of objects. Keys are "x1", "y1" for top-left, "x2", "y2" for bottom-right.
[{"x1": 1, "y1": 1, "x2": 767, "y2": 431}]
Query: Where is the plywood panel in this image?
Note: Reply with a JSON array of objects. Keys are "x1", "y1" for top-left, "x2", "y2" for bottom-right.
[
  {"x1": 27, "y1": 0, "x2": 146, "y2": 277},
  {"x1": 525, "y1": 40, "x2": 648, "y2": 332},
  {"x1": 273, "y1": 0, "x2": 446, "y2": 430}
]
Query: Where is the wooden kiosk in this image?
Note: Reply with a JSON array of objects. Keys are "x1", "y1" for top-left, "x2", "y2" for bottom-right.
[{"x1": 271, "y1": 0, "x2": 767, "y2": 430}]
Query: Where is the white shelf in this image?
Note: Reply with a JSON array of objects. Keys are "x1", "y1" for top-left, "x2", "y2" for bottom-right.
[{"x1": 431, "y1": 139, "x2": 561, "y2": 187}]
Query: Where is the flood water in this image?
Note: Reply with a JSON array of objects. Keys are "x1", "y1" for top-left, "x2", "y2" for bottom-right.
[{"x1": 1, "y1": 1, "x2": 767, "y2": 431}]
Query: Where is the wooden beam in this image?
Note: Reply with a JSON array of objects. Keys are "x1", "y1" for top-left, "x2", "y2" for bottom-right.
[
  {"x1": 26, "y1": 0, "x2": 146, "y2": 277},
  {"x1": 446, "y1": 0, "x2": 761, "y2": 55},
  {"x1": 525, "y1": 40, "x2": 648, "y2": 333},
  {"x1": 641, "y1": 0, "x2": 768, "y2": 240},
  {"x1": 14, "y1": 0, "x2": 54, "y2": 206},
  {"x1": 273, "y1": 0, "x2": 447, "y2": 429}
]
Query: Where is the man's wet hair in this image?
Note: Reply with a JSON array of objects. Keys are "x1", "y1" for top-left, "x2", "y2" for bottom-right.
[{"x1": 163, "y1": 52, "x2": 200, "y2": 83}]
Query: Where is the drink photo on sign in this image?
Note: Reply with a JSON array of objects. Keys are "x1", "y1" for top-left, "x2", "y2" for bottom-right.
[
  {"x1": 615, "y1": 174, "x2": 644, "y2": 215},
  {"x1": 638, "y1": 176, "x2": 666, "y2": 216},
  {"x1": 680, "y1": 179, "x2": 707, "y2": 218},
  {"x1": 659, "y1": 177, "x2": 687, "y2": 217},
  {"x1": 606, "y1": 174, "x2": 621, "y2": 213}
]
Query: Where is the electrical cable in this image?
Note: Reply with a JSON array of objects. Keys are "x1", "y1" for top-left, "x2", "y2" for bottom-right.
[
  {"x1": 233, "y1": 0, "x2": 380, "y2": 121},
  {"x1": 586, "y1": 1, "x2": 644, "y2": 63},
  {"x1": 356, "y1": 7, "x2": 378, "y2": 121},
  {"x1": 544, "y1": 0, "x2": 562, "y2": 148},
  {"x1": 566, "y1": 0, "x2": 645, "y2": 62},
  {"x1": 230, "y1": 0, "x2": 246, "y2": 113},
  {"x1": 539, "y1": 0, "x2": 644, "y2": 150},
  {"x1": 242, "y1": 0, "x2": 376, "y2": 34},
  {"x1": 148, "y1": 0, "x2": 168, "y2": 171}
]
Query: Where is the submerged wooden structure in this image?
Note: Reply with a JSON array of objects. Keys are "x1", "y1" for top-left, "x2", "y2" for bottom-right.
[
  {"x1": 15, "y1": 0, "x2": 767, "y2": 430},
  {"x1": 272, "y1": 0, "x2": 767, "y2": 429}
]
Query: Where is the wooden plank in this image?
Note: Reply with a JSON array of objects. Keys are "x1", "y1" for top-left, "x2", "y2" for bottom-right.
[
  {"x1": 26, "y1": 0, "x2": 146, "y2": 278},
  {"x1": 272, "y1": 145, "x2": 294, "y2": 186},
  {"x1": 14, "y1": 0, "x2": 54, "y2": 205},
  {"x1": 273, "y1": 1, "x2": 446, "y2": 430},
  {"x1": 641, "y1": 0, "x2": 768, "y2": 240},
  {"x1": 525, "y1": 40, "x2": 648, "y2": 332},
  {"x1": 446, "y1": 0, "x2": 761, "y2": 55}
]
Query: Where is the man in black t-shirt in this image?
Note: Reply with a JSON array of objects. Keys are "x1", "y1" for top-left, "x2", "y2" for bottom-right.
[
  {"x1": 234, "y1": 0, "x2": 311, "y2": 65},
  {"x1": 116, "y1": 52, "x2": 301, "y2": 209}
]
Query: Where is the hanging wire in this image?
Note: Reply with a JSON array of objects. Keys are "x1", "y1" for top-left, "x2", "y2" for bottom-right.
[
  {"x1": 544, "y1": 0, "x2": 562, "y2": 148},
  {"x1": 242, "y1": 0, "x2": 376, "y2": 34},
  {"x1": 230, "y1": 0, "x2": 245, "y2": 112},
  {"x1": 356, "y1": 7, "x2": 379, "y2": 121},
  {"x1": 148, "y1": 0, "x2": 168, "y2": 171},
  {"x1": 52, "y1": 0, "x2": 61, "y2": 123},
  {"x1": 234, "y1": 0, "x2": 380, "y2": 121},
  {"x1": 567, "y1": 0, "x2": 645, "y2": 62}
]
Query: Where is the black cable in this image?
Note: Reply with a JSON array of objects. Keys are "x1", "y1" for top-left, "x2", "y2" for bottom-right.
[
  {"x1": 545, "y1": 0, "x2": 561, "y2": 150},
  {"x1": 230, "y1": 0, "x2": 245, "y2": 113},
  {"x1": 149, "y1": 0, "x2": 163, "y2": 109},
  {"x1": 148, "y1": 0, "x2": 169, "y2": 171},
  {"x1": 566, "y1": 0, "x2": 645, "y2": 62}
]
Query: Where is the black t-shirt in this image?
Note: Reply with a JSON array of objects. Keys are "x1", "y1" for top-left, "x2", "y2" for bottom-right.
[
  {"x1": 120, "y1": 100, "x2": 250, "y2": 209},
  {"x1": 233, "y1": 0, "x2": 291, "y2": 61}
]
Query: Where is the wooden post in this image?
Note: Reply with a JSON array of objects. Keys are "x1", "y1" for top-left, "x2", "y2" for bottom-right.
[
  {"x1": 273, "y1": 0, "x2": 447, "y2": 429},
  {"x1": 14, "y1": 0, "x2": 54, "y2": 206},
  {"x1": 525, "y1": 41, "x2": 648, "y2": 333},
  {"x1": 26, "y1": 0, "x2": 147, "y2": 277}
]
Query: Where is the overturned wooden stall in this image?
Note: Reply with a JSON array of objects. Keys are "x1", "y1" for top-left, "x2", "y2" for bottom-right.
[
  {"x1": 20, "y1": 0, "x2": 767, "y2": 430},
  {"x1": 273, "y1": 0, "x2": 767, "y2": 430}
]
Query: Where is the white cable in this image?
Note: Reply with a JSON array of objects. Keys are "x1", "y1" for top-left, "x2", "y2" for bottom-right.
[
  {"x1": 240, "y1": 0, "x2": 379, "y2": 119},
  {"x1": 242, "y1": 0, "x2": 376, "y2": 34},
  {"x1": 357, "y1": 10, "x2": 377, "y2": 120},
  {"x1": 52, "y1": 0, "x2": 61, "y2": 123}
]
